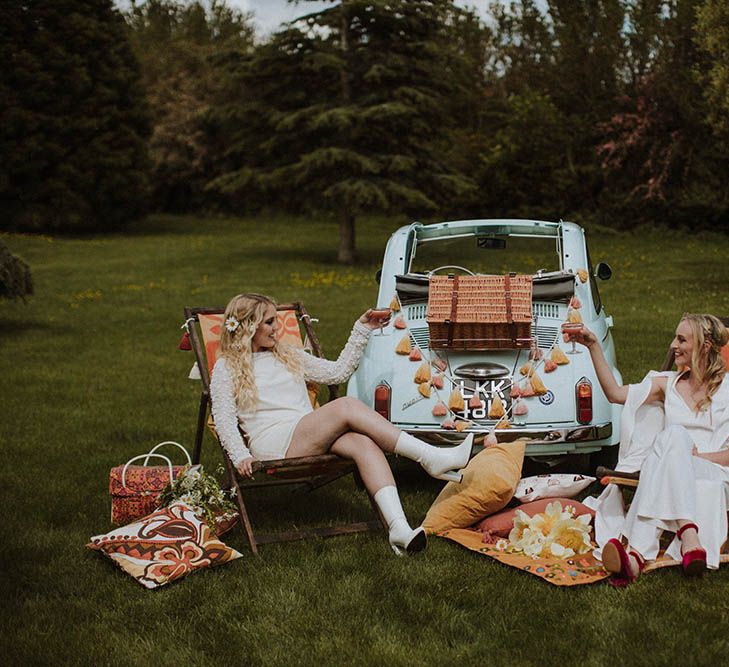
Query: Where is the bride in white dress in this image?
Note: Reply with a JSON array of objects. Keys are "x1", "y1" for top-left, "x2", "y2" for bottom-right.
[
  {"x1": 568, "y1": 314, "x2": 729, "y2": 584},
  {"x1": 209, "y1": 293, "x2": 473, "y2": 556}
]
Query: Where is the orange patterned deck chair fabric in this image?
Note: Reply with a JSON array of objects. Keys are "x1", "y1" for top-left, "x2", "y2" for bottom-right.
[{"x1": 197, "y1": 310, "x2": 305, "y2": 375}]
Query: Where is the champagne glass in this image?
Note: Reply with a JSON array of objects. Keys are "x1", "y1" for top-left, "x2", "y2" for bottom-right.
[
  {"x1": 370, "y1": 308, "x2": 391, "y2": 336},
  {"x1": 562, "y1": 318, "x2": 583, "y2": 355}
]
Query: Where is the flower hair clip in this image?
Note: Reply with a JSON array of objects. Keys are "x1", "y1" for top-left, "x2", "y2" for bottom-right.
[{"x1": 224, "y1": 316, "x2": 240, "y2": 333}]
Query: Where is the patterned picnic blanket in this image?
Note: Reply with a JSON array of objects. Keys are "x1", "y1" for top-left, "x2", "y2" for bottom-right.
[
  {"x1": 439, "y1": 528, "x2": 610, "y2": 586},
  {"x1": 439, "y1": 528, "x2": 729, "y2": 586}
]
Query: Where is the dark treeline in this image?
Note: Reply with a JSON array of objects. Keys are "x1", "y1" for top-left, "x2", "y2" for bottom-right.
[{"x1": 2, "y1": 0, "x2": 728, "y2": 261}]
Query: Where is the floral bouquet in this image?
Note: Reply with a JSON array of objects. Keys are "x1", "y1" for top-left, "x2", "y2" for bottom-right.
[
  {"x1": 158, "y1": 464, "x2": 238, "y2": 533},
  {"x1": 495, "y1": 500, "x2": 592, "y2": 559}
]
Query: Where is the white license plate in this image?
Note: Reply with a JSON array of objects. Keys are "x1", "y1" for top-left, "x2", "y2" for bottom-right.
[{"x1": 451, "y1": 378, "x2": 511, "y2": 421}]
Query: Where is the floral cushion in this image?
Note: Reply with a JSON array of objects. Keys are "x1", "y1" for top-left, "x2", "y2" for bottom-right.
[
  {"x1": 87, "y1": 502, "x2": 242, "y2": 588},
  {"x1": 514, "y1": 473, "x2": 595, "y2": 503}
]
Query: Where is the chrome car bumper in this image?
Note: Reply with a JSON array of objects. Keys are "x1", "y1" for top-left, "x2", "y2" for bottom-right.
[{"x1": 399, "y1": 422, "x2": 614, "y2": 455}]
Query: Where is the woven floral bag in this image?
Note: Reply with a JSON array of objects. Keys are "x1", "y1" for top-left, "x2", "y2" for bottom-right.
[{"x1": 109, "y1": 441, "x2": 191, "y2": 525}]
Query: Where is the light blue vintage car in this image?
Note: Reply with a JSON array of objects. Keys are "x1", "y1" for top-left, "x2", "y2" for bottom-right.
[{"x1": 347, "y1": 219, "x2": 621, "y2": 467}]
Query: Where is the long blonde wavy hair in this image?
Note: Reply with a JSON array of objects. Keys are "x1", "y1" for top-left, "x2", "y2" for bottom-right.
[
  {"x1": 680, "y1": 313, "x2": 729, "y2": 411},
  {"x1": 219, "y1": 293, "x2": 303, "y2": 412}
]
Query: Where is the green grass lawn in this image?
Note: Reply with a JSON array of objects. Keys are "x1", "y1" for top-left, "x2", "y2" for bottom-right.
[{"x1": 2, "y1": 215, "x2": 729, "y2": 666}]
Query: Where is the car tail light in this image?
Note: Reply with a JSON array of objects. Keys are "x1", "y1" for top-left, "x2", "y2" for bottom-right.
[
  {"x1": 576, "y1": 377, "x2": 592, "y2": 424},
  {"x1": 374, "y1": 382, "x2": 391, "y2": 420}
]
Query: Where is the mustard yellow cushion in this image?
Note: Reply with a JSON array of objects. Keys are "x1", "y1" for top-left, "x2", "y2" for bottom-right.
[{"x1": 422, "y1": 439, "x2": 526, "y2": 534}]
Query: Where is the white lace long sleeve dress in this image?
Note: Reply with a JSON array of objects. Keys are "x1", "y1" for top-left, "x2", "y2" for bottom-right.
[{"x1": 210, "y1": 320, "x2": 372, "y2": 464}]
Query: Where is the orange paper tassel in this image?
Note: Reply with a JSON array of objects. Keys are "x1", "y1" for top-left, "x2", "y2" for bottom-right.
[
  {"x1": 577, "y1": 269, "x2": 589, "y2": 283},
  {"x1": 569, "y1": 296, "x2": 582, "y2": 309},
  {"x1": 433, "y1": 357, "x2": 447, "y2": 372},
  {"x1": 530, "y1": 373, "x2": 548, "y2": 395},
  {"x1": 488, "y1": 394, "x2": 505, "y2": 419},
  {"x1": 513, "y1": 400, "x2": 528, "y2": 416},
  {"x1": 455, "y1": 420, "x2": 468, "y2": 432},
  {"x1": 521, "y1": 381, "x2": 535, "y2": 397},
  {"x1": 418, "y1": 382, "x2": 431, "y2": 398},
  {"x1": 510, "y1": 383, "x2": 522, "y2": 398},
  {"x1": 468, "y1": 394, "x2": 483, "y2": 409},
  {"x1": 550, "y1": 346, "x2": 570, "y2": 365},
  {"x1": 414, "y1": 362, "x2": 431, "y2": 384},
  {"x1": 520, "y1": 363, "x2": 534, "y2": 376},
  {"x1": 395, "y1": 335, "x2": 411, "y2": 355},
  {"x1": 496, "y1": 418, "x2": 511, "y2": 429},
  {"x1": 431, "y1": 374, "x2": 444, "y2": 389},
  {"x1": 432, "y1": 401, "x2": 448, "y2": 417},
  {"x1": 544, "y1": 359, "x2": 558, "y2": 373},
  {"x1": 389, "y1": 296, "x2": 401, "y2": 312},
  {"x1": 567, "y1": 309, "x2": 583, "y2": 324},
  {"x1": 448, "y1": 389, "x2": 465, "y2": 411},
  {"x1": 529, "y1": 346, "x2": 544, "y2": 361},
  {"x1": 393, "y1": 315, "x2": 407, "y2": 329},
  {"x1": 409, "y1": 348, "x2": 422, "y2": 361},
  {"x1": 442, "y1": 419, "x2": 456, "y2": 430}
]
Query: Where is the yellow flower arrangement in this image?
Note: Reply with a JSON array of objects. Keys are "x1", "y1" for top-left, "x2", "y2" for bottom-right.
[{"x1": 496, "y1": 501, "x2": 592, "y2": 559}]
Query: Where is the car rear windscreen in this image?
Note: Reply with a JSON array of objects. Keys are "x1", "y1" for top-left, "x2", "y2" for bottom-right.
[{"x1": 409, "y1": 235, "x2": 561, "y2": 276}]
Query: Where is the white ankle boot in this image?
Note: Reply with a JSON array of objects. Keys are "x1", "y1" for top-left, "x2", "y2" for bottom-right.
[
  {"x1": 394, "y1": 432, "x2": 473, "y2": 483},
  {"x1": 374, "y1": 486, "x2": 427, "y2": 556}
]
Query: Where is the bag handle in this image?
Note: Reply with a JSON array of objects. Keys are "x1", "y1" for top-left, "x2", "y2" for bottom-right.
[
  {"x1": 121, "y1": 453, "x2": 174, "y2": 490},
  {"x1": 142, "y1": 441, "x2": 191, "y2": 467}
]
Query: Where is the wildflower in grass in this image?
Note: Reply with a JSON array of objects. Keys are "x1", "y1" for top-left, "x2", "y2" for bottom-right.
[{"x1": 290, "y1": 270, "x2": 370, "y2": 289}]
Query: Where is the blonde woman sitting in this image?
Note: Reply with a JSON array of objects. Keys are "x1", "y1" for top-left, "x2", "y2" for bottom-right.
[
  {"x1": 209, "y1": 293, "x2": 473, "y2": 556},
  {"x1": 568, "y1": 314, "x2": 729, "y2": 584}
]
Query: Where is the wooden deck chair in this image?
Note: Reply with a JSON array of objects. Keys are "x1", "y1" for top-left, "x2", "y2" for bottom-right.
[
  {"x1": 595, "y1": 316, "x2": 729, "y2": 571},
  {"x1": 183, "y1": 302, "x2": 384, "y2": 554}
]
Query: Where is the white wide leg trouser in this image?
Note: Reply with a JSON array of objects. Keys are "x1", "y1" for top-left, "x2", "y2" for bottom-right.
[{"x1": 622, "y1": 425, "x2": 729, "y2": 568}]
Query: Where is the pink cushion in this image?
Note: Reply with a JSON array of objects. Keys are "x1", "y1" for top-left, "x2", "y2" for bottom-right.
[{"x1": 475, "y1": 497, "x2": 595, "y2": 544}]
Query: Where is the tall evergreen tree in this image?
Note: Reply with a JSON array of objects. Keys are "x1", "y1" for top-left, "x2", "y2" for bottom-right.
[
  {"x1": 0, "y1": 0, "x2": 150, "y2": 233},
  {"x1": 208, "y1": 0, "x2": 476, "y2": 263}
]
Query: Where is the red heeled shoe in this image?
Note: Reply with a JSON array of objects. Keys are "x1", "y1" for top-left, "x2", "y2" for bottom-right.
[
  {"x1": 677, "y1": 523, "x2": 706, "y2": 576},
  {"x1": 602, "y1": 538, "x2": 645, "y2": 587}
]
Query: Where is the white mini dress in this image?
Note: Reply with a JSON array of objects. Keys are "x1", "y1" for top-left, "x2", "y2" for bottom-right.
[{"x1": 210, "y1": 321, "x2": 371, "y2": 464}]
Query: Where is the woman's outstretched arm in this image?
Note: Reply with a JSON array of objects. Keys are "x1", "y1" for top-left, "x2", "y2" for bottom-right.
[
  {"x1": 568, "y1": 326, "x2": 665, "y2": 405},
  {"x1": 298, "y1": 311, "x2": 383, "y2": 385}
]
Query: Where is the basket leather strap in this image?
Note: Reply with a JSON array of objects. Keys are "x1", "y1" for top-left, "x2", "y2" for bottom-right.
[
  {"x1": 504, "y1": 273, "x2": 516, "y2": 345},
  {"x1": 504, "y1": 273, "x2": 513, "y2": 323},
  {"x1": 447, "y1": 275, "x2": 459, "y2": 347}
]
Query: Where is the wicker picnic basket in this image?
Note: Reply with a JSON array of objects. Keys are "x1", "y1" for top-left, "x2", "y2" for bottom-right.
[{"x1": 426, "y1": 273, "x2": 533, "y2": 350}]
